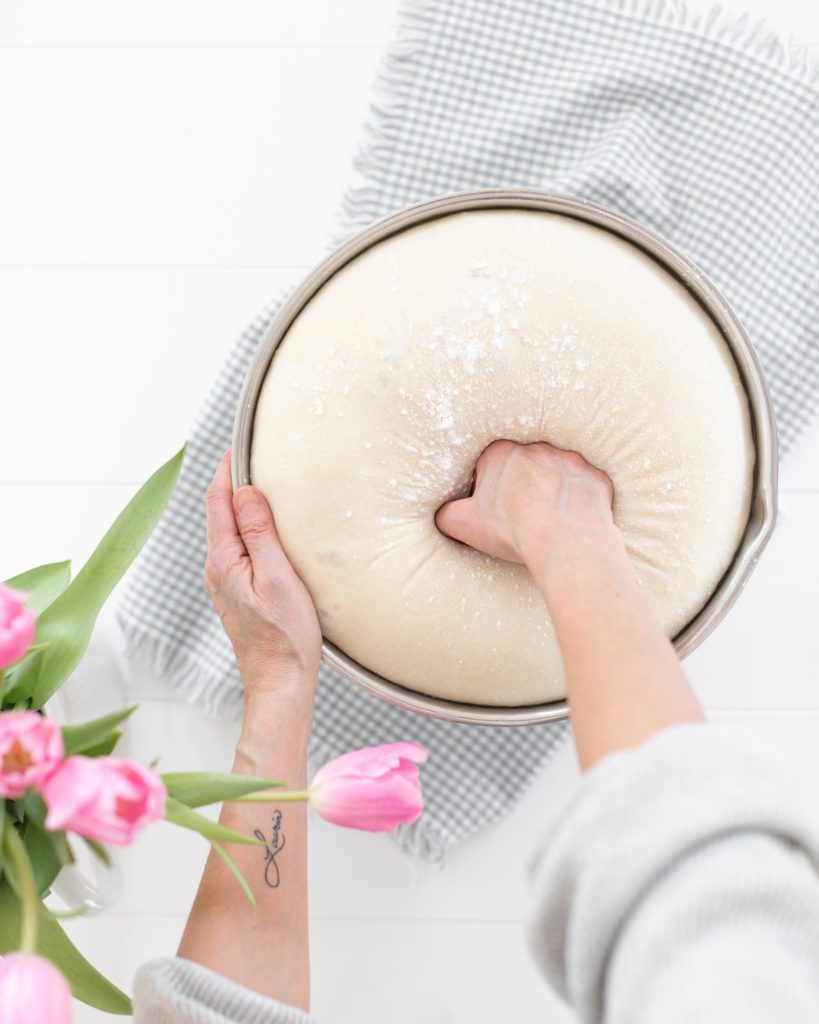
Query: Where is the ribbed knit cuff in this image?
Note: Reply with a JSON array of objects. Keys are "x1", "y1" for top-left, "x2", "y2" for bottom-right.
[
  {"x1": 133, "y1": 957, "x2": 316, "y2": 1024},
  {"x1": 524, "y1": 722, "x2": 819, "y2": 1021}
]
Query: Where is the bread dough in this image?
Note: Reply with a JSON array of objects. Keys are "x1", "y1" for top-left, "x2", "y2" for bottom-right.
[{"x1": 250, "y1": 209, "x2": 754, "y2": 706}]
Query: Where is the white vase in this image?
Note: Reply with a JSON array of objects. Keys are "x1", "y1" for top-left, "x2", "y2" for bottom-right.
[{"x1": 49, "y1": 849, "x2": 123, "y2": 916}]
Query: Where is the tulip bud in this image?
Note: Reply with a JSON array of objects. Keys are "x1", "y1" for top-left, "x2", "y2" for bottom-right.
[
  {"x1": 0, "y1": 584, "x2": 36, "y2": 670},
  {"x1": 0, "y1": 954, "x2": 72, "y2": 1024},
  {"x1": 310, "y1": 742, "x2": 427, "y2": 832},
  {"x1": 44, "y1": 756, "x2": 166, "y2": 846}
]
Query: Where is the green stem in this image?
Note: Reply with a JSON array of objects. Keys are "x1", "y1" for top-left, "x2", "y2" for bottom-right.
[
  {"x1": 0, "y1": 667, "x2": 6, "y2": 706},
  {"x1": 2, "y1": 811, "x2": 40, "y2": 955},
  {"x1": 231, "y1": 788, "x2": 311, "y2": 804}
]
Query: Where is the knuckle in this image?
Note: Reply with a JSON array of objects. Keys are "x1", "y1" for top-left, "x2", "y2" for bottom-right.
[
  {"x1": 239, "y1": 516, "x2": 270, "y2": 541},
  {"x1": 204, "y1": 486, "x2": 223, "y2": 510},
  {"x1": 204, "y1": 550, "x2": 232, "y2": 585},
  {"x1": 484, "y1": 438, "x2": 509, "y2": 458},
  {"x1": 565, "y1": 451, "x2": 589, "y2": 473}
]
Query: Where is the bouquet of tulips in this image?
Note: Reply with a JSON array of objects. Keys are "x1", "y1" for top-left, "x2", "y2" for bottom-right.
[{"x1": 0, "y1": 447, "x2": 426, "y2": 1021}]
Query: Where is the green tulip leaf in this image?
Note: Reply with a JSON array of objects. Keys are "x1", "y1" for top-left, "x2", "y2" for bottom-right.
[
  {"x1": 79, "y1": 731, "x2": 124, "y2": 757},
  {"x1": 161, "y1": 771, "x2": 284, "y2": 809},
  {"x1": 1, "y1": 646, "x2": 48, "y2": 704},
  {"x1": 17, "y1": 793, "x2": 72, "y2": 897},
  {"x1": 22, "y1": 829, "x2": 71, "y2": 898},
  {"x1": 4, "y1": 561, "x2": 72, "y2": 615},
  {"x1": 0, "y1": 881, "x2": 132, "y2": 1014},
  {"x1": 163, "y1": 797, "x2": 264, "y2": 847},
  {"x1": 210, "y1": 841, "x2": 256, "y2": 909},
  {"x1": 4, "y1": 444, "x2": 187, "y2": 709},
  {"x1": 61, "y1": 706, "x2": 137, "y2": 756},
  {"x1": 21, "y1": 822, "x2": 67, "y2": 898}
]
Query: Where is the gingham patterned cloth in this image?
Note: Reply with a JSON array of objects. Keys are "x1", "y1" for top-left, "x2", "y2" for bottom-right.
[{"x1": 117, "y1": 0, "x2": 819, "y2": 860}]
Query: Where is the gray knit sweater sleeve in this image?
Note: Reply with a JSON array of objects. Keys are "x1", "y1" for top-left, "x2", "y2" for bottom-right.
[
  {"x1": 526, "y1": 722, "x2": 819, "y2": 1023},
  {"x1": 132, "y1": 958, "x2": 316, "y2": 1023}
]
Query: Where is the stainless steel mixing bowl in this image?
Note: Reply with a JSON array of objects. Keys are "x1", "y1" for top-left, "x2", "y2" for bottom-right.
[{"x1": 232, "y1": 188, "x2": 778, "y2": 726}]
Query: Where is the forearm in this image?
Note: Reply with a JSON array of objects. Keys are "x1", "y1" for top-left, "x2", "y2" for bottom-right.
[
  {"x1": 177, "y1": 684, "x2": 313, "y2": 1011},
  {"x1": 526, "y1": 527, "x2": 704, "y2": 770}
]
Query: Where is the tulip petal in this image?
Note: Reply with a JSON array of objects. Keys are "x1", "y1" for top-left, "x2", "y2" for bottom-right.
[
  {"x1": 43, "y1": 755, "x2": 166, "y2": 846},
  {"x1": 0, "y1": 954, "x2": 72, "y2": 1024},
  {"x1": 311, "y1": 772, "x2": 424, "y2": 833},
  {"x1": 312, "y1": 742, "x2": 427, "y2": 787},
  {"x1": 0, "y1": 583, "x2": 37, "y2": 669},
  {"x1": 0, "y1": 711, "x2": 64, "y2": 800}
]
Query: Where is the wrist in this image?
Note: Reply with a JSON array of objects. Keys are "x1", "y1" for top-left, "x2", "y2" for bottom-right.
[
  {"x1": 233, "y1": 736, "x2": 309, "y2": 787},
  {"x1": 242, "y1": 684, "x2": 313, "y2": 731},
  {"x1": 239, "y1": 652, "x2": 319, "y2": 694},
  {"x1": 525, "y1": 522, "x2": 630, "y2": 593},
  {"x1": 238, "y1": 687, "x2": 313, "y2": 769},
  {"x1": 239, "y1": 656, "x2": 317, "y2": 711}
]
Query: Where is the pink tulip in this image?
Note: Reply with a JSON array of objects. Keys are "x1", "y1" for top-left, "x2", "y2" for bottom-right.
[
  {"x1": 0, "y1": 711, "x2": 64, "y2": 799},
  {"x1": 310, "y1": 742, "x2": 427, "y2": 832},
  {"x1": 0, "y1": 954, "x2": 72, "y2": 1024},
  {"x1": 0, "y1": 583, "x2": 36, "y2": 670},
  {"x1": 43, "y1": 755, "x2": 166, "y2": 846}
]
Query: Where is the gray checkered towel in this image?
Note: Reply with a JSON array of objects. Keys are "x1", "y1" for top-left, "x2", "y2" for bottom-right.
[{"x1": 117, "y1": 0, "x2": 819, "y2": 860}]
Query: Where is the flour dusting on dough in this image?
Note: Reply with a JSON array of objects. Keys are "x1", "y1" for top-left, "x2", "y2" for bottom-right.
[{"x1": 250, "y1": 209, "x2": 754, "y2": 707}]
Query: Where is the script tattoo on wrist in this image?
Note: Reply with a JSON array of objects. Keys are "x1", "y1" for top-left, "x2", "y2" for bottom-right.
[{"x1": 254, "y1": 809, "x2": 285, "y2": 889}]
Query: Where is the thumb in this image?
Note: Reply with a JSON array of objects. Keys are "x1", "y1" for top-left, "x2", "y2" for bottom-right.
[
  {"x1": 435, "y1": 497, "x2": 475, "y2": 545},
  {"x1": 233, "y1": 486, "x2": 281, "y2": 570}
]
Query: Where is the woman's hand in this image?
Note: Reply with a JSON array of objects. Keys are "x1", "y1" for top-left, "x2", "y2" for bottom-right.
[
  {"x1": 183, "y1": 449, "x2": 318, "y2": 1008},
  {"x1": 435, "y1": 439, "x2": 619, "y2": 572},
  {"x1": 436, "y1": 439, "x2": 703, "y2": 770},
  {"x1": 203, "y1": 449, "x2": 322, "y2": 703}
]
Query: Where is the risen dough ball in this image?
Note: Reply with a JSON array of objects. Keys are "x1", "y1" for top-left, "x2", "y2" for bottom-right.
[{"x1": 251, "y1": 210, "x2": 754, "y2": 706}]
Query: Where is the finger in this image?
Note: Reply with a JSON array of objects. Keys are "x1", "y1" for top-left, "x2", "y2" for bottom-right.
[
  {"x1": 474, "y1": 439, "x2": 511, "y2": 493},
  {"x1": 233, "y1": 485, "x2": 283, "y2": 576},
  {"x1": 205, "y1": 450, "x2": 247, "y2": 567},
  {"x1": 435, "y1": 497, "x2": 475, "y2": 545},
  {"x1": 464, "y1": 444, "x2": 495, "y2": 498}
]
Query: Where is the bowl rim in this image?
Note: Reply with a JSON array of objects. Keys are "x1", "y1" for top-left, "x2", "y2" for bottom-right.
[{"x1": 232, "y1": 187, "x2": 778, "y2": 727}]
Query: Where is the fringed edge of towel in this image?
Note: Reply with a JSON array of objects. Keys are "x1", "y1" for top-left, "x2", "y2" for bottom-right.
[
  {"x1": 327, "y1": 0, "x2": 440, "y2": 250},
  {"x1": 590, "y1": 0, "x2": 819, "y2": 87},
  {"x1": 116, "y1": 612, "x2": 246, "y2": 720}
]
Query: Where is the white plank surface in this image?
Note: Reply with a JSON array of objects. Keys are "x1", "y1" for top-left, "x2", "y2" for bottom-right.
[
  {"x1": 2, "y1": 0, "x2": 819, "y2": 1022},
  {"x1": 0, "y1": 2, "x2": 397, "y2": 47},
  {"x1": 0, "y1": 268, "x2": 301, "y2": 482},
  {"x1": 0, "y1": 48, "x2": 379, "y2": 268}
]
